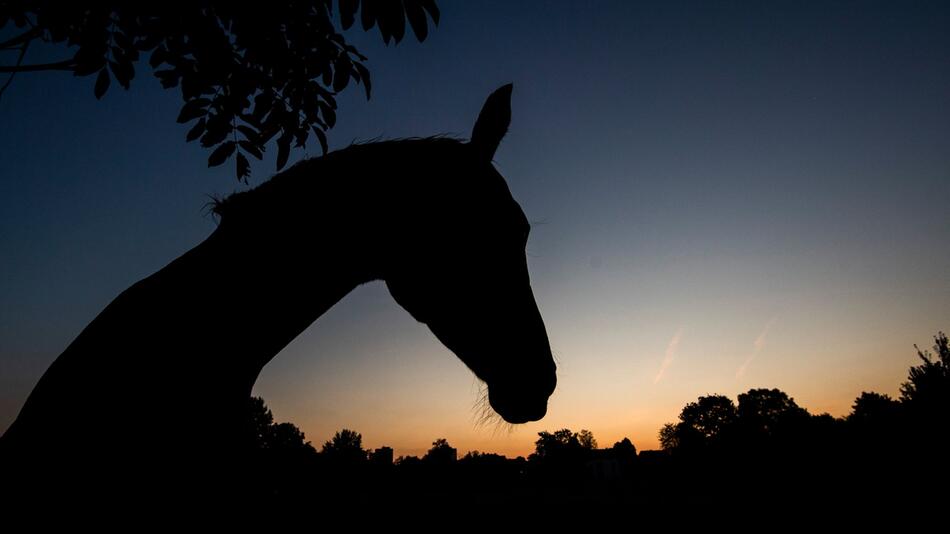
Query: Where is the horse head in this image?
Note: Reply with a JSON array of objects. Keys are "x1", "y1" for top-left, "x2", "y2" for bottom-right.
[{"x1": 384, "y1": 85, "x2": 557, "y2": 424}]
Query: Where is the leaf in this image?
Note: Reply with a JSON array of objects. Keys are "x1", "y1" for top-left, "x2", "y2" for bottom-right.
[
  {"x1": 73, "y1": 44, "x2": 108, "y2": 76},
  {"x1": 149, "y1": 45, "x2": 166, "y2": 68},
  {"x1": 94, "y1": 68, "x2": 110, "y2": 99},
  {"x1": 293, "y1": 127, "x2": 308, "y2": 148},
  {"x1": 259, "y1": 120, "x2": 282, "y2": 144},
  {"x1": 236, "y1": 125, "x2": 259, "y2": 143},
  {"x1": 109, "y1": 59, "x2": 134, "y2": 90},
  {"x1": 200, "y1": 113, "x2": 231, "y2": 147},
  {"x1": 345, "y1": 43, "x2": 368, "y2": 61},
  {"x1": 312, "y1": 126, "x2": 328, "y2": 155},
  {"x1": 236, "y1": 152, "x2": 250, "y2": 182},
  {"x1": 177, "y1": 98, "x2": 210, "y2": 123},
  {"x1": 361, "y1": 0, "x2": 377, "y2": 31},
  {"x1": 186, "y1": 117, "x2": 206, "y2": 142},
  {"x1": 405, "y1": 0, "x2": 429, "y2": 42},
  {"x1": 154, "y1": 68, "x2": 179, "y2": 89},
  {"x1": 332, "y1": 58, "x2": 350, "y2": 92},
  {"x1": 239, "y1": 140, "x2": 264, "y2": 159},
  {"x1": 421, "y1": 0, "x2": 440, "y2": 24},
  {"x1": 74, "y1": 56, "x2": 106, "y2": 77},
  {"x1": 353, "y1": 62, "x2": 371, "y2": 99},
  {"x1": 378, "y1": 1, "x2": 405, "y2": 44},
  {"x1": 318, "y1": 101, "x2": 336, "y2": 128},
  {"x1": 208, "y1": 141, "x2": 236, "y2": 167},
  {"x1": 339, "y1": 0, "x2": 359, "y2": 30},
  {"x1": 108, "y1": 60, "x2": 124, "y2": 88},
  {"x1": 180, "y1": 71, "x2": 200, "y2": 100},
  {"x1": 251, "y1": 92, "x2": 273, "y2": 123},
  {"x1": 114, "y1": 32, "x2": 133, "y2": 54},
  {"x1": 276, "y1": 131, "x2": 292, "y2": 171},
  {"x1": 113, "y1": 37, "x2": 138, "y2": 62}
]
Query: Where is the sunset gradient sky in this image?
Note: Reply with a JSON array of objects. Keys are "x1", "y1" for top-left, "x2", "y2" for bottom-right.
[{"x1": 1, "y1": 1, "x2": 948, "y2": 458}]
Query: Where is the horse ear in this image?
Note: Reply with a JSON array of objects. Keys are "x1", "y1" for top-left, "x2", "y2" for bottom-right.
[{"x1": 470, "y1": 83, "x2": 513, "y2": 162}]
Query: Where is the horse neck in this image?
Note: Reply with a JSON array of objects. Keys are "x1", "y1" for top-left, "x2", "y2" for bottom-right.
[
  {"x1": 6, "y1": 157, "x2": 396, "y2": 452},
  {"x1": 167, "y1": 202, "x2": 384, "y2": 389},
  {"x1": 36, "y1": 177, "x2": 386, "y2": 412},
  {"x1": 150, "y1": 146, "x2": 422, "y2": 385}
]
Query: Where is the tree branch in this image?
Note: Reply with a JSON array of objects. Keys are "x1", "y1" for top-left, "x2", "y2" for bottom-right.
[
  {"x1": 0, "y1": 59, "x2": 76, "y2": 73},
  {"x1": 0, "y1": 41, "x2": 31, "y2": 102},
  {"x1": 0, "y1": 27, "x2": 43, "y2": 50}
]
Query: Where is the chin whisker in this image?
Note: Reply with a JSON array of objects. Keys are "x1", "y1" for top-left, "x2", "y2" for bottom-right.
[{"x1": 471, "y1": 379, "x2": 518, "y2": 436}]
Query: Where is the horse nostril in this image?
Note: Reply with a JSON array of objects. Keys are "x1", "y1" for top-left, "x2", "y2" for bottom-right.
[{"x1": 487, "y1": 385, "x2": 550, "y2": 424}]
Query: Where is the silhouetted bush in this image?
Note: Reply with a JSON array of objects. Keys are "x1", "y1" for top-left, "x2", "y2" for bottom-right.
[{"x1": 240, "y1": 330, "x2": 950, "y2": 512}]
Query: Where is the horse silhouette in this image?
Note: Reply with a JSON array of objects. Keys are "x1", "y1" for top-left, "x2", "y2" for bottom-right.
[{"x1": 0, "y1": 84, "x2": 556, "y2": 508}]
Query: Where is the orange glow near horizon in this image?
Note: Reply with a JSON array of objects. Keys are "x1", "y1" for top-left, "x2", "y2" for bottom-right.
[{"x1": 253, "y1": 280, "x2": 939, "y2": 460}]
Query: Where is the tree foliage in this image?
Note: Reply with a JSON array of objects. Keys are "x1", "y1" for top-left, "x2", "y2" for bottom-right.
[
  {"x1": 658, "y1": 422, "x2": 679, "y2": 451},
  {"x1": 321, "y1": 428, "x2": 366, "y2": 463},
  {"x1": 577, "y1": 429, "x2": 597, "y2": 450},
  {"x1": 245, "y1": 396, "x2": 315, "y2": 453},
  {"x1": 423, "y1": 437, "x2": 456, "y2": 463},
  {"x1": 531, "y1": 428, "x2": 597, "y2": 461},
  {"x1": 678, "y1": 394, "x2": 737, "y2": 441},
  {"x1": 901, "y1": 331, "x2": 950, "y2": 408},
  {"x1": 737, "y1": 388, "x2": 809, "y2": 437},
  {"x1": 611, "y1": 437, "x2": 637, "y2": 456},
  {"x1": 847, "y1": 391, "x2": 900, "y2": 425},
  {"x1": 661, "y1": 391, "x2": 811, "y2": 451},
  {"x1": 0, "y1": 1, "x2": 440, "y2": 181}
]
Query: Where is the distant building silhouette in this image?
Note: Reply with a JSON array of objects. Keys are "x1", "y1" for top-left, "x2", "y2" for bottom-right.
[{"x1": 369, "y1": 446, "x2": 394, "y2": 466}]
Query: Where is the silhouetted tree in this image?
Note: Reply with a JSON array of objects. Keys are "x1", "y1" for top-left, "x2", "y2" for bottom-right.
[
  {"x1": 461, "y1": 450, "x2": 508, "y2": 463},
  {"x1": 393, "y1": 454, "x2": 424, "y2": 479},
  {"x1": 577, "y1": 429, "x2": 598, "y2": 450},
  {"x1": 658, "y1": 423, "x2": 680, "y2": 451},
  {"x1": 269, "y1": 423, "x2": 315, "y2": 453},
  {"x1": 240, "y1": 332, "x2": 950, "y2": 510},
  {"x1": 0, "y1": 1, "x2": 440, "y2": 180},
  {"x1": 394, "y1": 455, "x2": 422, "y2": 467},
  {"x1": 321, "y1": 428, "x2": 366, "y2": 464},
  {"x1": 808, "y1": 412, "x2": 847, "y2": 449},
  {"x1": 848, "y1": 392, "x2": 901, "y2": 426},
  {"x1": 241, "y1": 396, "x2": 317, "y2": 503},
  {"x1": 660, "y1": 394, "x2": 739, "y2": 451},
  {"x1": 737, "y1": 388, "x2": 810, "y2": 439},
  {"x1": 901, "y1": 332, "x2": 950, "y2": 410},
  {"x1": 528, "y1": 429, "x2": 598, "y2": 486},
  {"x1": 531, "y1": 429, "x2": 581, "y2": 461},
  {"x1": 246, "y1": 396, "x2": 276, "y2": 448},
  {"x1": 367, "y1": 446, "x2": 394, "y2": 467},
  {"x1": 612, "y1": 437, "x2": 637, "y2": 456},
  {"x1": 897, "y1": 331, "x2": 950, "y2": 456},
  {"x1": 681, "y1": 395, "x2": 737, "y2": 440},
  {"x1": 610, "y1": 438, "x2": 638, "y2": 475},
  {"x1": 244, "y1": 396, "x2": 314, "y2": 453},
  {"x1": 423, "y1": 438, "x2": 457, "y2": 464}
]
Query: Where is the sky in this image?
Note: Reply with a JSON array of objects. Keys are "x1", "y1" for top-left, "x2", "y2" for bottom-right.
[{"x1": 1, "y1": 1, "x2": 948, "y2": 458}]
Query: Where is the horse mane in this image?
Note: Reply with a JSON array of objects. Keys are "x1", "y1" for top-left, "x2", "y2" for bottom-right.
[{"x1": 210, "y1": 135, "x2": 464, "y2": 222}]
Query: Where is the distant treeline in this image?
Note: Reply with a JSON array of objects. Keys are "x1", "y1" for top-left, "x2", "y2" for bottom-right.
[{"x1": 243, "y1": 331, "x2": 949, "y2": 511}]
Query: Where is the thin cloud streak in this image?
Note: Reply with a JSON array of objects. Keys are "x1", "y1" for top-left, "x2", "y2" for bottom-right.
[
  {"x1": 737, "y1": 317, "x2": 777, "y2": 380},
  {"x1": 654, "y1": 327, "x2": 684, "y2": 384}
]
